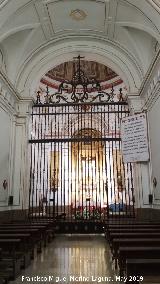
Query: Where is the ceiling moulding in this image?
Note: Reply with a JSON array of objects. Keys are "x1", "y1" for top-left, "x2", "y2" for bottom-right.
[
  {"x1": 15, "y1": 34, "x2": 144, "y2": 89},
  {"x1": 118, "y1": 0, "x2": 159, "y2": 31},
  {"x1": 147, "y1": 0, "x2": 160, "y2": 13},
  {"x1": 15, "y1": 38, "x2": 142, "y2": 99},
  {"x1": 0, "y1": 23, "x2": 40, "y2": 42},
  {"x1": 0, "y1": 69, "x2": 33, "y2": 110},
  {"x1": 0, "y1": 69, "x2": 19, "y2": 101},
  {"x1": 143, "y1": 80, "x2": 160, "y2": 112},
  {"x1": 139, "y1": 47, "x2": 160, "y2": 98},
  {"x1": 116, "y1": 22, "x2": 160, "y2": 43},
  {"x1": 46, "y1": 0, "x2": 105, "y2": 33}
]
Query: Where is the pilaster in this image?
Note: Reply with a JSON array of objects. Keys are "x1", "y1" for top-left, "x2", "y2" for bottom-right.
[
  {"x1": 0, "y1": 70, "x2": 33, "y2": 210},
  {"x1": 11, "y1": 100, "x2": 33, "y2": 210}
]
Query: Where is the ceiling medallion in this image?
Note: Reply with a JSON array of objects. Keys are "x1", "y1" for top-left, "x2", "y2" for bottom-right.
[
  {"x1": 0, "y1": 0, "x2": 9, "y2": 9},
  {"x1": 70, "y1": 9, "x2": 87, "y2": 21}
]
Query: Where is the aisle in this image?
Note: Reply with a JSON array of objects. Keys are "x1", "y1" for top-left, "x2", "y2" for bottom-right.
[{"x1": 11, "y1": 234, "x2": 115, "y2": 284}]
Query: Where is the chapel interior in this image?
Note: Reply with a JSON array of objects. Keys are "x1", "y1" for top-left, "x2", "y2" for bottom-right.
[{"x1": 0, "y1": 0, "x2": 160, "y2": 283}]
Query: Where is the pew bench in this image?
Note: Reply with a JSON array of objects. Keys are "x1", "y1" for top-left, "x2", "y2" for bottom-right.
[
  {"x1": 0, "y1": 223, "x2": 55, "y2": 256},
  {"x1": 126, "y1": 259, "x2": 160, "y2": 284},
  {"x1": 106, "y1": 224, "x2": 160, "y2": 235},
  {"x1": 0, "y1": 220, "x2": 55, "y2": 282},
  {"x1": 105, "y1": 224, "x2": 160, "y2": 234},
  {"x1": 2, "y1": 220, "x2": 55, "y2": 236},
  {"x1": 0, "y1": 239, "x2": 22, "y2": 280},
  {"x1": 0, "y1": 234, "x2": 31, "y2": 269},
  {"x1": 0, "y1": 225, "x2": 47, "y2": 251},
  {"x1": 108, "y1": 232, "x2": 160, "y2": 246},
  {"x1": 106, "y1": 226, "x2": 160, "y2": 242},
  {"x1": 0, "y1": 227, "x2": 42, "y2": 254},
  {"x1": 112, "y1": 238, "x2": 160, "y2": 266},
  {"x1": 0, "y1": 228, "x2": 41, "y2": 258},
  {"x1": 0, "y1": 223, "x2": 56, "y2": 259},
  {"x1": 0, "y1": 270, "x2": 9, "y2": 284},
  {"x1": 0, "y1": 248, "x2": 8, "y2": 284},
  {"x1": 118, "y1": 246, "x2": 160, "y2": 277},
  {"x1": 105, "y1": 228, "x2": 160, "y2": 241}
]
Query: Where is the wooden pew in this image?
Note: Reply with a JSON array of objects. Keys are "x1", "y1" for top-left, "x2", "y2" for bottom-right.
[
  {"x1": 17, "y1": 221, "x2": 55, "y2": 241},
  {"x1": 105, "y1": 221, "x2": 160, "y2": 225},
  {"x1": 0, "y1": 223, "x2": 50, "y2": 244},
  {"x1": 118, "y1": 246, "x2": 160, "y2": 277},
  {"x1": 0, "y1": 225, "x2": 47, "y2": 250},
  {"x1": 105, "y1": 222, "x2": 160, "y2": 237},
  {"x1": 106, "y1": 228, "x2": 160, "y2": 240},
  {"x1": 112, "y1": 238, "x2": 160, "y2": 264},
  {"x1": 0, "y1": 222, "x2": 56, "y2": 255},
  {"x1": 107, "y1": 228, "x2": 160, "y2": 233},
  {"x1": 3, "y1": 223, "x2": 51, "y2": 229},
  {"x1": 0, "y1": 239, "x2": 22, "y2": 280},
  {"x1": 0, "y1": 248, "x2": 9, "y2": 284},
  {"x1": 2, "y1": 221, "x2": 55, "y2": 236},
  {"x1": 107, "y1": 224, "x2": 160, "y2": 230},
  {"x1": 0, "y1": 270, "x2": 9, "y2": 284},
  {"x1": 104, "y1": 222, "x2": 160, "y2": 233},
  {"x1": 0, "y1": 234, "x2": 31, "y2": 269},
  {"x1": 108, "y1": 232, "x2": 160, "y2": 246},
  {"x1": 28, "y1": 221, "x2": 55, "y2": 240},
  {"x1": 126, "y1": 259, "x2": 160, "y2": 283},
  {"x1": 0, "y1": 220, "x2": 55, "y2": 282},
  {"x1": 0, "y1": 228, "x2": 40, "y2": 258},
  {"x1": 106, "y1": 221, "x2": 160, "y2": 280}
]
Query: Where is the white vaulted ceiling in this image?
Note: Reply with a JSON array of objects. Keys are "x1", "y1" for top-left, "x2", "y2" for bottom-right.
[{"x1": 0, "y1": 0, "x2": 160, "y2": 98}]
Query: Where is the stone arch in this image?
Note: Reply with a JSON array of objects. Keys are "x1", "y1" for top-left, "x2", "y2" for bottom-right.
[{"x1": 15, "y1": 36, "x2": 142, "y2": 98}]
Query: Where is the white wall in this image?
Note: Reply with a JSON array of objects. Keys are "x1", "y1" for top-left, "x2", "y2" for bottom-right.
[
  {"x1": 0, "y1": 105, "x2": 11, "y2": 207},
  {"x1": 148, "y1": 93, "x2": 160, "y2": 207},
  {"x1": 127, "y1": 96, "x2": 151, "y2": 209},
  {"x1": 140, "y1": 52, "x2": 160, "y2": 209},
  {"x1": 0, "y1": 71, "x2": 32, "y2": 212}
]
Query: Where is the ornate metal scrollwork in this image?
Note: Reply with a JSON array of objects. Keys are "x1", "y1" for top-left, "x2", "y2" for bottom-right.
[{"x1": 36, "y1": 55, "x2": 127, "y2": 105}]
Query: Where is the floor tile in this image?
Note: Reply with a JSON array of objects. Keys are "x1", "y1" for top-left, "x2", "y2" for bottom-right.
[{"x1": 10, "y1": 234, "x2": 116, "y2": 284}]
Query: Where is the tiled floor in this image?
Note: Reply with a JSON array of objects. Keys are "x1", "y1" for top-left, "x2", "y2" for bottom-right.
[{"x1": 11, "y1": 234, "x2": 117, "y2": 284}]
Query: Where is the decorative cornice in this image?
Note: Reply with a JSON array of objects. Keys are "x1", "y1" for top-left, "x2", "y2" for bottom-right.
[
  {"x1": 15, "y1": 32, "x2": 143, "y2": 98},
  {"x1": 0, "y1": 69, "x2": 34, "y2": 113},
  {"x1": 127, "y1": 95, "x2": 144, "y2": 113},
  {"x1": 16, "y1": 31, "x2": 144, "y2": 81},
  {"x1": 139, "y1": 47, "x2": 160, "y2": 97},
  {"x1": 143, "y1": 79, "x2": 160, "y2": 111},
  {"x1": 0, "y1": 70, "x2": 19, "y2": 98},
  {"x1": 147, "y1": 0, "x2": 160, "y2": 14},
  {"x1": 16, "y1": 98, "x2": 34, "y2": 117},
  {"x1": 138, "y1": 45, "x2": 160, "y2": 111}
]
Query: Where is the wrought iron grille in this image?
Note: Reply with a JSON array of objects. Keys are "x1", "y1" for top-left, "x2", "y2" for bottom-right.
[
  {"x1": 36, "y1": 55, "x2": 127, "y2": 105},
  {"x1": 29, "y1": 101, "x2": 135, "y2": 220}
]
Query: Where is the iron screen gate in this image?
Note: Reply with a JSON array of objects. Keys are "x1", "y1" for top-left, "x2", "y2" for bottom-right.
[{"x1": 29, "y1": 101, "x2": 135, "y2": 220}]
